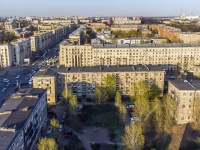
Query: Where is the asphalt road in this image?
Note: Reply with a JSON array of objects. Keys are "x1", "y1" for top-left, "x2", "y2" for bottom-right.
[{"x1": 0, "y1": 38, "x2": 61, "y2": 107}]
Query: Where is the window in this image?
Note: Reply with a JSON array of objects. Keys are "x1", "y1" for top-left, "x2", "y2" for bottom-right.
[
  {"x1": 182, "y1": 105, "x2": 185, "y2": 108},
  {"x1": 183, "y1": 93, "x2": 186, "y2": 96},
  {"x1": 188, "y1": 116, "x2": 191, "y2": 119},
  {"x1": 189, "y1": 105, "x2": 191, "y2": 108},
  {"x1": 190, "y1": 93, "x2": 193, "y2": 96},
  {"x1": 181, "y1": 117, "x2": 184, "y2": 120}
]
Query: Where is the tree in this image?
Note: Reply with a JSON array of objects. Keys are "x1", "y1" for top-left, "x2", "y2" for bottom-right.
[
  {"x1": 131, "y1": 81, "x2": 150, "y2": 121},
  {"x1": 151, "y1": 97, "x2": 163, "y2": 132},
  {"x1": 118, "y1": 103, "x2": 126, "y2": 125},
  {"x1": 131, "y1": 81, "x2": 149, "y2": 99},
  {"x1": 122, "y1": 122, "x2": 145, "y2": 150},
  {"x1": 37, "y1": 137, "x2": 58, "y2": 150},
  {"x1": 50, "y1": 118, "x2": 61, "y2": 139},
  {"x1": 162, "y1": 94, "x2": 176, "y2": 133},
  {"x1": 115, "y1": 91, "x2": 122, "y2": 106},
  {"x1": 62, "y1": 88, "x2": 73, "y2": 101},
  {"x1": 102, "y1": 74, "x2": 116, "y2": 100},
  {"x1": 68, "y1": 95, "x2": 78, "y2": 116},
  {"x1": 94, "y1": 87, "x2": 108, "y2": 103},
  {"x1": 94, "y1": 87, "x2": 101, "y2": 103},
  {"x1": 191, "y1": 98, "x2": 200, "y2": 130},
  {"x1": 149, "y1": 84, "x2": 160, "y2": 100}
]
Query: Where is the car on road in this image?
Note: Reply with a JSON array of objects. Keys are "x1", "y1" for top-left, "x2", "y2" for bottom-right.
[
  {"x1": 131, "y1": 116, "x2": 139, "y2": 122},
  {"x1": 47, "y1": 126, "x2": 52, "y2": 134},
  {"x1": 2, "y1": 88, "x2": 6, "y2": 92},
  {"x1": 63, "y1": 130, "x2": 73, "y2": 139},
  {"x1": 170, "y1": 76, "x2": 176, "y2": 79},
  {"x1": 6, "y1": 83, "x2": 10, "y2": 87},
  {"x1": 16, "y1": 75, "x2": 20, "y2": 79},
  {"x1": 3, "y1": 79, "x2": 9, "y2": 83}
]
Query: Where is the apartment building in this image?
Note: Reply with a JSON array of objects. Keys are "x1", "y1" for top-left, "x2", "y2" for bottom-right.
[
  {"x1": 5, "y1": 21, "x2": 17, "y2": 31},
  {"x1": 30, "y1": 31, "x2": 53, "y2": 51},
  {"x1": 179, "y1": 32, "x2": 200, "y2": 43},
  {"x1": 12, "y1": 38, "x2": 32, "y2": 65},
  {"x1": 168, "y1": 80, "x2": 200, "y2": 124},
  {"x1": 117, "y1": 38, "x2": 148, "y2": 44},
  {"x1": 0, "y1": 88, "x2": 47, "y2": 150},
  {"x1": 193, "y1": 65, "x2": 200, "y2": 78},
  {"x1": 112, "y1": 17, "x2": 141, "y2": 24},
  {"x1": 0, "y1": 44, "x2": 13, "y2": 67},
  {"x1": 32, "y1": 68, "x2": 57, "y2": 104},
  {"x1": 59, "y1": 44, "x2": 93, "y2": 67},
  {"x1": 59, "y1": 43, "x2": 200, "y2": 71},
  {"x1": 150, "y1": 24, "x2": 181, "y2": 41}
]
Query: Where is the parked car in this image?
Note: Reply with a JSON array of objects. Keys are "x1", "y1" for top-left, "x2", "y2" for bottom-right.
[
  {"x1": 16, "y1": 75, "x2": 20, "y2": 79},
  {"x1": 47, "y1": 126, "x2": 52, "y2": 134},
  {"x1": 131, "y1": 116, "x2": 139, "y2": 122},
  {"x1": 63, "y1": 130, "x2": 73, "y2": 139},
  {"x1": 3, "y1": 79, "x2": 9, "y2": 83},
  {"x1": 6, "y1": 83, "x2": 10, "y2": 87},
  {"x1": 1, "y1": 88, "x2": 6, "y2": 92}
]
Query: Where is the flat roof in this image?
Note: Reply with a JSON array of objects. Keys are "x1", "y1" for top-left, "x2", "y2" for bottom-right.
[
  {"x1": 92, "y1": 43, "x2": 199, "y2": 48},
  {"x1": 33, "y1": 68, "x2": 56, "y2": 77},
  {"x1": 50, "y1": 65, "x2": 163, "y2": 73},
  {"x1": 0, "y1": 88, "x2": 46, "y2": 150},
  {"x1": 169, "y1": 80, "x2": 194, "y2": 90}
]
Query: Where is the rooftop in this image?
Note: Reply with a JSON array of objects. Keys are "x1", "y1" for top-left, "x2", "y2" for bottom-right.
[
  {"x1": 49, "y1": 65, "x2": 164, "y2": 73},
  {"x1": 33, "y1": 68, "x2": 56, "y2": 77},
  {"x1": 0, "y1": 88, "x2": 46, "y2": 150},
  {"x1": 169, "y1": 80, "x2": 200, "y2": 91}
]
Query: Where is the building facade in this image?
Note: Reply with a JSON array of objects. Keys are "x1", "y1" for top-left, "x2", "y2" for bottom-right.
[
  {"x1": 30, "y1": 31, "x2": 53, "y2": 51},
  {"x1": 12, "y1": 38, "x2": 32, "y2": 65},
  {"x1": 32, "y1": 68, "x2": 57, "y2": 105},
  {"x1": 168, "y1": 80, "x2": 200, "y2": 124},
  {"x1": 0, "y1": 44, "x2": 13, "y2": 67},
  {"x1": 0, "y1": 88, "x2": 47, "y2": 150},
  {"x1": 59, "y1": 43, "x2": 200, "y2": 71}
]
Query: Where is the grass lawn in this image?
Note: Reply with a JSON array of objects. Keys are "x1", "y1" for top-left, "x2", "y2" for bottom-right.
[{"x1": 79, "y1": 104, "x2": 123, "y2": 133}]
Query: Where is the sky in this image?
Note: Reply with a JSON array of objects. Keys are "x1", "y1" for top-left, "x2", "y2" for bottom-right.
[{"x1": 0, "y1": 0, "x2": 200, "y2": 17}]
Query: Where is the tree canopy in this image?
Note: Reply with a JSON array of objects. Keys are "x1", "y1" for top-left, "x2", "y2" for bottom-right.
[
  {"x1": 102, "y1": 74, "x2": 116, "y2": 100},
  {"x1": 122, "y1": 122, "x2": 145, "y2": 150},
  {"x1": 37, "y1": 137, "x2": 58, "y2": 150}
]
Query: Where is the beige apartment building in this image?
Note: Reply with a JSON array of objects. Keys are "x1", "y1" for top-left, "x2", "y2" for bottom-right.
[
  {"x1": 168, "y1": 80, "x2": 200, "y2": 124},
  {"x1": 32, "y1": 65, "x2": 164, "y2": 101},
  {"x1": 30, "y1": 31, "x2": 53, "y2": 51},
  {"x1": 179, "y1": 32, "x2": 200, "y2": 43},
  {"x1": 32, "y1": 68, "x2": 57, "y2": 105},
  {"x1": 59, "y1": 43, "x2": 200, "y2": 71},
  {"x1": 0, "y1": 44, "x2": 13, "y2": 67},
  {"x1": 193, "y1": 65, "x2": 200, "y2": 78}
]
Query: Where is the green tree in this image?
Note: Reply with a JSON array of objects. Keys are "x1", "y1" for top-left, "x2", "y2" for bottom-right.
[
  {"x1": 149, "y1": 84, "x2": 160, "y2": 100},
  {"x1": 94, "y1": 87, "x2": 108, "y2": 103},
  {"x1": 102, "y1": 74, "x2": 116, "y2": 100},
  {"x1": 118, "y1": 103, "x2": 127, "y2": 125},
  {"x1": 122, "y1": 122, "x2": 145, "y2": 150},
  {"x1": 62, "y1": 88, "x2": 73, "y2": 100},
  {"x1": 131, "y1": 81, "x2": 150, "y2": 121},
  {"x1": 94, "y1": 87, "x2": 101, "y2": 103},
  {"x1": 37, "y1": 137, "x2": 58, "y2": 150},
  {"x1": 151, "y1": 97, "x2": 163, "y2": 132},
  {"x1": 50, "y1": 118, "x2": 61, "y2": 139},
  {"x1": 162, "y1": 94, "x2": 176, "y2": 133},
  {"x1": 115, "y1": 91, "x2": 122, "y2": 106},
  {"x1": 191, "y1": 98, "x2": 200, "y2": 130},
  {"x1": 69, "y1": 95, "x2": 78, "y2": 116}
]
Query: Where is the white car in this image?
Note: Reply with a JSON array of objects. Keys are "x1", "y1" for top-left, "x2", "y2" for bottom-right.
[
  {"x1": 47, "y1": 126, "x2": 52, "y2": 134},
  {"x1": 2, "y1": 88, "x2": 6, "y2": 92},
  {"x1": 131, "y1": 116, "x2": 139, "y2": 122},
  {"x1": 170, "y1": 76, "x2": 176, "y2": 79},
  {"x1": 3, "y1": 79, "x2": 9, "y2": 83},
  {"x1": 16, "y1": 75, "x2": 20, "y2": 79},
  {"x1": 6, "y1": 83, "x2": 10, "y2": 87}
]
